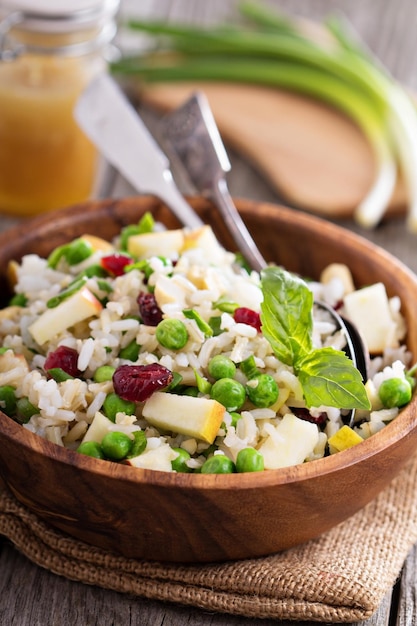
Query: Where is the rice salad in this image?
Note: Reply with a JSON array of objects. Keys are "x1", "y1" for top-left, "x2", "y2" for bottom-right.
[{"x1": 0, "y1": 213, "x2": 413, "y2": 474}]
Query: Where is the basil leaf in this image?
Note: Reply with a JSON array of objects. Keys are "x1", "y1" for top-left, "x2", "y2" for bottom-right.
[
  {"x1": 260, "y1": 266, "x2": 313, "y2": 365},
  {"x1": 260, "y1": 266, "x2": 370, "y2": 411},
  {"x1": 297, "y1": 347, "x2": 370, "y2": 410}
]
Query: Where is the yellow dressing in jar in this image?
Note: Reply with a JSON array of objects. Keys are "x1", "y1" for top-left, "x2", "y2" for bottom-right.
[{"x1": 0, "y1": 0, "x2": 120, "y2": 217}]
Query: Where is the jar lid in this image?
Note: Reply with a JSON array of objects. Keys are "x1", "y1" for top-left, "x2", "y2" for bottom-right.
[{"x1": 1, "y1": 0, "x2": 120, "y2": 33}]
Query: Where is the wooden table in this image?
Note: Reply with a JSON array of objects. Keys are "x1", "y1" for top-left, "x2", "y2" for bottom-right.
[{"x1": 1, "y1": 0, "x2": 417, "y2": 623}]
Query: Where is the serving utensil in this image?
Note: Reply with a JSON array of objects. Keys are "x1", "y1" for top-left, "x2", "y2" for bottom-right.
[
  {"x1": 158, "y1": 92, "x2": 369, "y2": 404},
  {"x1": 75, "y1": 75, "x2": 368, "y2": 410}
]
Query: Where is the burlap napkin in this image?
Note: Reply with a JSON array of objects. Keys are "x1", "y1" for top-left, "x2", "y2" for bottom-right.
[{"x1": 1, "y1": 454, "x2": 417, "y2": 624}]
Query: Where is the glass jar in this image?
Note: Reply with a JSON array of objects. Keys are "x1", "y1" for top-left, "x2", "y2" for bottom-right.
[{"x1": 0, "y1": 0, "x2": 120, "y2": 216}]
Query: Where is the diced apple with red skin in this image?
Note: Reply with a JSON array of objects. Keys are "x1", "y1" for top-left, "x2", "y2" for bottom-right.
[
  {"x1": 29, "y1": 286, "x2": 102, "y2": 345},
  {"x1": 142, "y1": 392, "x2": 225, "y2": 444}
]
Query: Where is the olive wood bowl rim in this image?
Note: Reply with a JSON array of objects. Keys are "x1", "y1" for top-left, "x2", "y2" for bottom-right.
[{"x1": 0, "y1": 194, "x2": 415, "y2": 491}]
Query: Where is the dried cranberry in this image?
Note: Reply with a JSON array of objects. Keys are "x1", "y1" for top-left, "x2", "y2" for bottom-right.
[
  {"x1": 113, "y1": 363, "x2": 173, "y2": 402},
  {"x1": 137, "y1": 291, "x2": 163, "y2": 326},
  {"x1": 101, "y1": 254, "x2": 133, "y2": 276},
  {"x1": 44, "y1": 346, "x2": 80, "y2": 378},
  {"x1": 233, "y1": 307, "x2": 261, "y2": 332},
  {"x1": 291, "y1": 407, "x2": 327, "y2": 426}
]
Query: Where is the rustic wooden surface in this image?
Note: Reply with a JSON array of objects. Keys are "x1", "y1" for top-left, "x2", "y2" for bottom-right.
[{"x1": 1, "y1": 0, "x2": 417, "y2": 624}]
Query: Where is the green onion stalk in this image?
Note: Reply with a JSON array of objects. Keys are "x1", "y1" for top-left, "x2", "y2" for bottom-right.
[{"x1": 111, "y1": 1, "x2": 417, "y2": 231}]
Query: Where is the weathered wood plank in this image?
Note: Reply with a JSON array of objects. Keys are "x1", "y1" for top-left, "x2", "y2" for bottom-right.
[{"x1": 395, "y1": 544, "x2": 417, "y2": 626}]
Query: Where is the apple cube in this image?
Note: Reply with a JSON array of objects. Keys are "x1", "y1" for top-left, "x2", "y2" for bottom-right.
[
  {"x1": 80, "y1": 234, "x2": 114, "y2": 253},
  {"x1": 183, "y1": 225, "x2": 225, "y2": 264},
  {"x1": 142, "y1": 392, "x2": 225, "y2": 444},
  {"x1": 126, "y1": 443, "x2": 178, "y2": 472},
  {"x1": 343, "y1": 283, "x2": 397, "y2": 354},
  {"x1": 81, "y1": 411, "x2": 115, "y2": 444},
  {"x1": 258, "y1": 413, "x2": 320, "y2": 469},
  {"x1": 29, "y1": 286, "x2": 102, "y2": 345},
  {"x1": 127, "y1": 229, "x2": 184, "y2": 259},
  {"x1": 154, "y1": 274, "x2": 195, "y2": 308},
  {"x1": 328, "y1": 425, "x2": 363, "y2": 454}
]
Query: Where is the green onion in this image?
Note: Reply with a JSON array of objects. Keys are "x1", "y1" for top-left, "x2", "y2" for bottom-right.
[
  {"x1": 47, "y1": 368, "x2": 74, "y2": 382},
  {"x1": 47, "y1": 277, "x2": 88, "y2": 308},
  {"x1": 112, "y1": 2, "x2": 417, "y2": 231},
  {"x1": 183, "y1": 309, "x2": 213, "y2": 337}
]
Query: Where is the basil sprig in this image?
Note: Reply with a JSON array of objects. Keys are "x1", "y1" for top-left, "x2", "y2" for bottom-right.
[{"x1": 260, "y1": 266, "x2": 370, "y2": 410}]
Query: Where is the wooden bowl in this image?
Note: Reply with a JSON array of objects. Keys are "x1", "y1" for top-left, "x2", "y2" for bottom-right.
[{"x1": 0, "y1": 195, "x2": 416, "y2": 564}]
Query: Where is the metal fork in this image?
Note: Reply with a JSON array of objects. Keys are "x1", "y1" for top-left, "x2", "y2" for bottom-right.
[
  {"x1": 158, "y1": 92, "x2": 267, "y2": 273},
  {"x1": 158, "y1": 92, "x2": 368, "y2": 421}
]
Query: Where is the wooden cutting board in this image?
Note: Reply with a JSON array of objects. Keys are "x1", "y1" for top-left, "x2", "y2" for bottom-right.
[{"x1": 139, "y1": 82, "x2": 406, "y2": 219}]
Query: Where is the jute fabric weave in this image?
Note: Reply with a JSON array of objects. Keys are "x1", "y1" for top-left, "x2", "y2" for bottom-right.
[{"x1": 1, "y1": 453, "x2": 417, "y2": 623}]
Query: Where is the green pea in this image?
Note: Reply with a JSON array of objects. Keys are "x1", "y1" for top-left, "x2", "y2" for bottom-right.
[
  {"x1": 171, "y1": 447, "x2": 192, "y2": 473},
  {"x1": 210, "y1": 378, "x2": 246, "y2": 411},
  {"x1": 0, "y1": 385, "x2": 16, "y2": 416},
  {"x1": 77, "y1": 441, "x2": 105, "y2": 459},
  {"x1": 93, "y1": 365, "x2": 116, "y2": 383},
  {"x1": 236, "y1": 447, "x2": 264, "y2": 473},
  {"x1": 246, "y1": 374, "x2": 279, "y2": 408},
  {"x1": 155, "y1": 318, "x2": 189, "y2": 350},
  {"x1": 201, "y1": 454, "x2": 235, "y2": 474},
  {"x1": 127, "y1": 430, "x2": 147, "y2": 458},
  {"x1": 119, "y1": 340, "x2": 140, "y2": 361},
  {"x1": 208, "y1": 354, "x2": 236, "y2": 380},
  {"x1": 378, "y1": 377, "x2": 412, "y2": 408},
  {"x1": 15, "y1": 397, "x2": 39, "y2": 423},
  {"x1": 103, "y1": 392, "x2": 136, "y2": 422},
  {"x1": 65, "y1": 239, "x2": 93, "y2": 265},
  {"x1": 101, "y1": 431, "x2": 133, "y2": 460}
]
